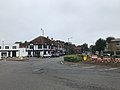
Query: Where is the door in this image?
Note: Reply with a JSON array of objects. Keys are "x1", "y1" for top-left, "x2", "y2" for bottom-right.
[{"x1": 12, "y1": 51, "x2": 16, "y2": 57}]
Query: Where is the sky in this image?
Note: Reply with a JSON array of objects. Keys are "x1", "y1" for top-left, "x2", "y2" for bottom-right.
[{"x1": 0, "y1": 0, "x2": 120, "y2": 45}]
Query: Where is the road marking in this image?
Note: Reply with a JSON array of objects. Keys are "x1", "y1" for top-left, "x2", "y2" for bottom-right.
[
  {"x1": 100, "y1": 68, "x2": 118, "y2": 71},
  {"x1": 82, "y1": 66, "x2": 96, "y2": 69},
  {"x1": 104, "y1": 68, "x2": 118, "y2": 71}
]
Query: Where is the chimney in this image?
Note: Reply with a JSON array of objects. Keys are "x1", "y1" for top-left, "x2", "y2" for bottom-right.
[
  {"x1": 51, "y1": 38, "x2": 53, "y2": 41},
  {"x1": 47, "y1": 36, "x2": 49, "y2": 39}
]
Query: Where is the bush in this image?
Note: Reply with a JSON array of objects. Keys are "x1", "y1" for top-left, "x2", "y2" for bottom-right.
[{"x1": 64, "y1": 54, "x2": 82, "y2": 62}]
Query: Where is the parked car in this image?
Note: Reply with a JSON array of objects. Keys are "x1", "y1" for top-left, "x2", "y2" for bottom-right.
[
  {"x1": 43, "y1": 54, "x2": 52, "y2": 58},
  {"x1": 51, "y1": 53, "x2": 60, "y2": 57}
]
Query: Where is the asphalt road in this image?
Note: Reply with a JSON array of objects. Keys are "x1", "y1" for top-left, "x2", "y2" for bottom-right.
[{"x1": 0, "y1": 57, "x2": 120, "y2": 90}]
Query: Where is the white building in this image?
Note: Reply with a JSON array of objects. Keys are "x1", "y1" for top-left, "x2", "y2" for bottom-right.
[{"x1": 0, "y1": 42, "x2": 27, "y2": 59}]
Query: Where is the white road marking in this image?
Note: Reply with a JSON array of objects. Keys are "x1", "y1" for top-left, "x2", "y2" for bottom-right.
[
  {"x1": 82, "y1": 66, "x2": 96, "y2": 69},
  {"x1": 100, "y1": 68, "x2": 118, "y2": 71},
  {"x1": 104, "y1": 68, "x2": 118, "y2": 71}
]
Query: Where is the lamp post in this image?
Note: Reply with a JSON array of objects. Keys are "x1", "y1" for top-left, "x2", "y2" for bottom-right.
[{"x1": 68, "y1": 37, "x2": 72, "y2": 55}]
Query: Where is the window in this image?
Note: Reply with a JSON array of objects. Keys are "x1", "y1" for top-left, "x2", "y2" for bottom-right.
[
  {"x1": 12, "y1": 46, "x2": 16, "y2": 49},
  {"x1": 51, "y1": 46, "x2": 53, "y2": 49},
  {"x1": 27, "y1": 45, "x2": 29, "y2": 48},
  {"x1": 49, "y1": 45, "x2": 51, "y2": 49},
  {"x1": 30, "y1": 45, "x2": 34, "y2": 49},
  {"x1": 5, "y1": 46, "x2": 9, "y2": 49},
  {"x1": 0, "y1": 46, "x2": 1, "y2": 49},
  {"x1": 38, "y1": 45, "x2": 42, "y2": 49},
  {"x1": 44, "y1": 45, "x2": 47, "y2": 48}
]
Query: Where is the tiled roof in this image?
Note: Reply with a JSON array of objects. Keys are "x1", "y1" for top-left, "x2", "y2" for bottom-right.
[{"x1": 30, "y1": 36, "x2": 52, "y2": 45}]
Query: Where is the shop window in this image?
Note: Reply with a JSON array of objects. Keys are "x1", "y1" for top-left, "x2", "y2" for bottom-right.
[{"x1": 5, "y1": 46, "x2": 9, "y2": 49}]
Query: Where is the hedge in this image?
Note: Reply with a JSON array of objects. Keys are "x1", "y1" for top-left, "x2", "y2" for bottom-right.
[{"x1": 64, "y1": 55, "x2": 82, "y2": 62}]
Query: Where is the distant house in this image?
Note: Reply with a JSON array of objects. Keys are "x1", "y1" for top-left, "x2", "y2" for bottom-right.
[
  {"x1": 106, "y1": 38, "x2": 120, "y2": 55},
  {"x1": 55, "y1": 40, "x2": 66, "y2": 55},
  {"x1": 75, "y1": 46, "x2": 81, "y2": 54}
]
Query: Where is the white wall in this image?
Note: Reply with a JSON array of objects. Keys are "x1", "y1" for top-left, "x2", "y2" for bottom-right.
[
  {"x1": 40, "y1": 51, "x2": 44, "y2": 57},
  {"x1": 19, "y1": 48, "x2": 27, "y2": 57},
  {"x1": 0, "y1": 43, "x2": 28, "y2": 57},
  {"x1": 0, "y1": 43, "x2": 19, "y2": 51}
]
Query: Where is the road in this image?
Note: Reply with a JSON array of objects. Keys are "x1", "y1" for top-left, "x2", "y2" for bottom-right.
[{"x1": 0, "y1": 57, "x2": 120, "y2": 90}]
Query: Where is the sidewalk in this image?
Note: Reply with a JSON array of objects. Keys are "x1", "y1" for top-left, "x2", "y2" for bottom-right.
[{"x1": 5, "y1": 57, "x2": 29, "y2": 61}]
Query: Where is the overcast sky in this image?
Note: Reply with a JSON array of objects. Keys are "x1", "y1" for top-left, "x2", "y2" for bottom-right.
[{"x1": 0, "y1": 0, "x2": 120, "y2": 45}]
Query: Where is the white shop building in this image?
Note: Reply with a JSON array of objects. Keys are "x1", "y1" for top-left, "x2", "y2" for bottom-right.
[{"x1": 0, "y1": 43, "x2": 27, "y2": 59}]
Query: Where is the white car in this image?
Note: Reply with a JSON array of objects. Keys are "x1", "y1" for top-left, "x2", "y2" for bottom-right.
[{"x1": 43, "y1": 54, "x2": 52, "y2": 58}]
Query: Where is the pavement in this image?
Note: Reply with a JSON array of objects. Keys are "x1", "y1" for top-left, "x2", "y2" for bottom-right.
[{"x1": 0, "y1": 57, "x2": 120, "y2": 90}]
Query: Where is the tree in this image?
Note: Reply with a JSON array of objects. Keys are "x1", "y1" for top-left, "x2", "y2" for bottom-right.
[
  {"x1": 69, "y1": 47, "x2": 75, "y2": 54},
  {"x1": 90, "y1": 45, "x2": 96, "y2": 54},
  {"x1": 95, "y1": 38, "x2": 106, "y2": 54},
  {"x1": 106, "y1": 37, "x2": 115, "y2": 43},
  {"x1": 81, "y1": 43, "x2": 89, "y2": 53}
]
